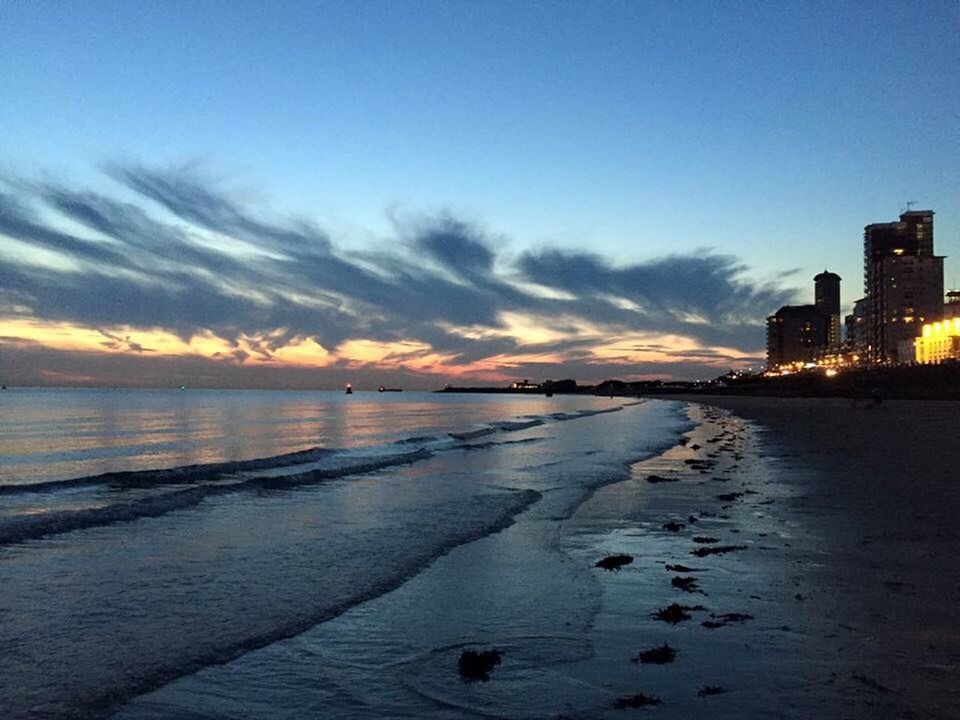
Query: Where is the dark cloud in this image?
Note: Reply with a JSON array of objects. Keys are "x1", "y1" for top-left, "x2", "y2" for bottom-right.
[
  {"x1": 518, "y1": 248, "x2": 790, "y2": 325},
  {"x1": 104, "y1": 162, "x2": 333, "y2": 258},
  {"x1": 411, "y1": 215, "x2": 496, "y2": 280},
  {"x1": 0, "y1": 164, "x2": 800, "y2": 385}
]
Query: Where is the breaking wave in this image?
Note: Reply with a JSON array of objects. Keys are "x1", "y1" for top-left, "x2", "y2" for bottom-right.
[{"x1": 0, "y1": 402, "x2": 640, "y2": 547}]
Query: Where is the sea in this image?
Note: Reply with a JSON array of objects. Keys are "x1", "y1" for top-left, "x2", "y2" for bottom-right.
[{"x1": 0, "y1": 388, "x2": 693, "y2": 719}]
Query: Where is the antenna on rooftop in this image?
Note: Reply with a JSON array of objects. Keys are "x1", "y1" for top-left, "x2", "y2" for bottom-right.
[{"x1": 905, "y1": 200, "x2": 917, "y2": 212}]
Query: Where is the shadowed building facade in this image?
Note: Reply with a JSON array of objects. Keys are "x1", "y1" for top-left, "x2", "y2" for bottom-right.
[
  {"x1": 814, "y1": 270, "x2": 841, "y2": 350},
  {"x1": 766, "y1": 305, "x2": 830, "y2": 370},
  {"x1": 844, "y1": 298, "x2": 868, "y2": 359},
  {"x1": 767, "y1": 272, "x2": 839, "y2": 370},
  {"x1": 863, "y1": 210, "x2": 944, "y2": 364}
]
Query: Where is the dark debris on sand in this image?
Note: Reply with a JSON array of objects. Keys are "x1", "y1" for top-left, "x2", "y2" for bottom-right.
[
  {"x1": 701, "y1": 612, "x2": 753, "y2": 629},
  {"x1": 692, "y1": 544, "x2": 747, "y2": 557},
  {"x1": 614, "y1": 693, "x2": 662, "y2": 709},
  {"x1": 652, "y1": 603, "x2": 706, "y2": 624},
  {"x1": 631, "y1": 643, "x2": 677, "y2": 665},
  {"x1": 687, "y1": 514, "x2": 698, "y2": 524},
  {"x1": 596, "y1": 554, "x2": 634, "y2": 571},
  {"x1": 662, "y1": 521, "x2": 685, "y2": 532},
  {"x1": 697, "y1": 684, "x2": 727, "y2": 697},
  {"x1": 716, "y1": 492, "x2": 744, "y2": 502},
  {"x1": 692, "y1": 536, "x2": 719, "y2": 544},
  {"x1": 671, "y1": 576, "x2": 701, "y2": 593},
  {"x1": 665, "y1": 564, "x2": 701, "y2": 572},
  {"x1": 458, "y1": 649, "x2": 502, "y2": 681},
  {"x1": 647, "y1": 474, "x2": 679, "y2": 484}
]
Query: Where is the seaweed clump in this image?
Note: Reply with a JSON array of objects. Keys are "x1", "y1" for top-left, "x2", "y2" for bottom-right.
[
  {"x1": 595, "y1": 554, "x2": 634, "y2": 571},
  {"x1": 614, "y1": 693, "x2": 662, "y2": 709},
  {"x1": 458, "y1": 648, "x2": 502, "y2": 682},
  {"x1": 652, "y1": 603, "x2": 706, "y2": 624},
  {"x1": 631, "y1": 643, "x2": 677, "y2": 665},
  {"x1": 647, "y1": 474, "x2": 679, "y2": 484},
  {"x1": 701, "y1": 612, "x2": 753, "y2": 629},
  {"x1": 671, "y1": 576, "x2": 701, "y2": 593},
  {"x1": 691, "y1": 545, "x2": 747, "y2": 558}
]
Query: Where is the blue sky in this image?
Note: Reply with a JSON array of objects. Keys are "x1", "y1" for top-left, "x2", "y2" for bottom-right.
[{"x1": 0, "y1": 1, "x2": 957, "y2": 387}]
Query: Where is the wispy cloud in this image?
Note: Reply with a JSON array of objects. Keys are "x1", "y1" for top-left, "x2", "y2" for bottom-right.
[{"x1": 0, "y1": 163, "x2": 797, "y2": 387}]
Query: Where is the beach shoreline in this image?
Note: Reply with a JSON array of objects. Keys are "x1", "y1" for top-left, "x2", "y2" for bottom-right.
[
  {"x1": 590, "y1": 395, "x2": 960, "y2": 719},
  {"x1": 9, "y1": 395, "x2": 959, "y2": 718}
]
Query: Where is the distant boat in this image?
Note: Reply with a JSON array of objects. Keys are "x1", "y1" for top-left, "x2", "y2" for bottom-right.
[
  {"x1": 345, "y1": 384, "x2": 353, "y2": 395},
  {"x1": 378, "y1": 386, "x2": 402, "y2": 392}
]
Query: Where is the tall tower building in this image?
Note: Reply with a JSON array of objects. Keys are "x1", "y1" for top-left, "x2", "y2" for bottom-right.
[
  {"x1": 814, "y1": 270, "x2": 841, "y2": 349},
  {"x1": 863, "y1": 210, "x2": 944, "y2": 363}
]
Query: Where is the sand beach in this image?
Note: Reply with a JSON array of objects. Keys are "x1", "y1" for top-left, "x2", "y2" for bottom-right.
[{"x1": 565, "y1": 397, "x2": 960, "y2": 718}]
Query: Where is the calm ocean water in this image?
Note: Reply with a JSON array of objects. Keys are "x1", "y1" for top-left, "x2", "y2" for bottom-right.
[{"x1": 0, "y1": 388, "x2": 692, "y2": 719}]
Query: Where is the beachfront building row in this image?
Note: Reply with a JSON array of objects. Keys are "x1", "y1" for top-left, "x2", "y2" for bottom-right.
[{"x1": 767, "y1": 209, "x2": 951, "y2": 373}]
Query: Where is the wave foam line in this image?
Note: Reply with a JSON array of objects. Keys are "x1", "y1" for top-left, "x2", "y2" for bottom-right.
[
  {"x1": 448, "y1": 427, "x2": 497, "y2": 441},
  {"x1": 0, "y1": 485, "x2": 219, "y2": 546},
  {"x1": 0, "y1": 447, "x2": 336, "y2": 495},
  {"x1": 249, "y1": 449, "x2": 432, "y2": 490},
  {"x1": 492, "y1": 419, "x2": 545, "y2": 432},
  {"x1": 0, "y1": 449, "x2": 433, "y2": 547}
]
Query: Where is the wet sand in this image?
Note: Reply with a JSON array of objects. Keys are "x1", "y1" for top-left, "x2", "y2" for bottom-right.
[{"x1": 568, "y1": 397, "x2": 959, "y2": 718}]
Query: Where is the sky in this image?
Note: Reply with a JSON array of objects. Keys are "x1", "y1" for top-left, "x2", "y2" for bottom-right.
[{"x1": 1, "y1": 1, "x2": 957, "y2": 389}]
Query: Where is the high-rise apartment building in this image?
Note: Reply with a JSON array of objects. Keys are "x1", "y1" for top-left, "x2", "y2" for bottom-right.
[
  {"x1": 814, "y1": 270, "x2": 841, "y2": 350},
  {"x1": 863, "y1": 210, "x2": 943, "y2": 363}
]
